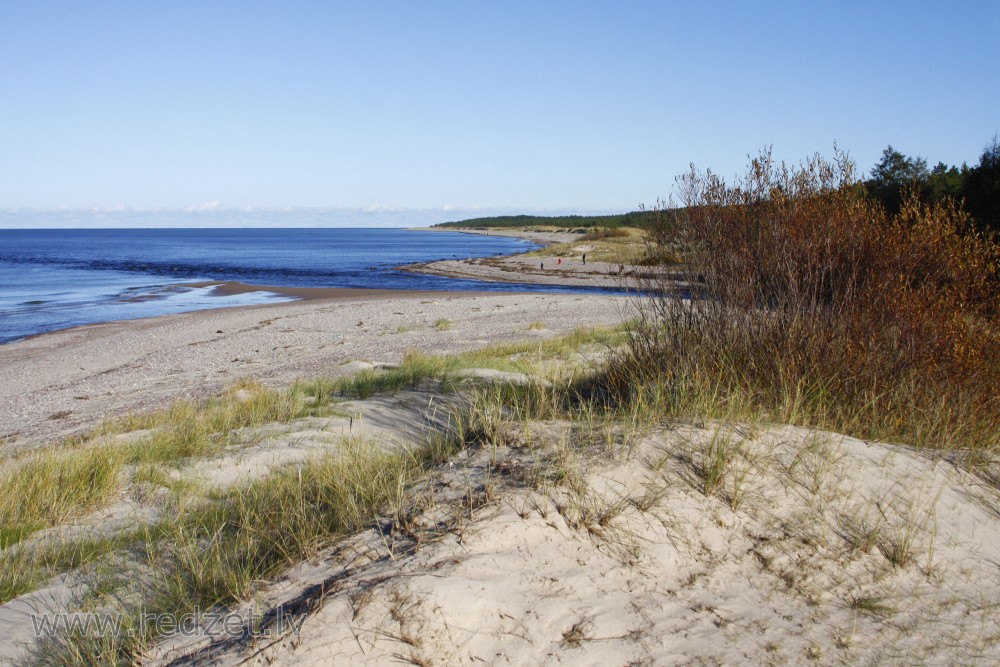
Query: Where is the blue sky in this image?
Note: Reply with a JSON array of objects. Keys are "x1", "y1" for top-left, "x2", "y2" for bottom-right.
[{"x1": 1, "y1": 1, "x2": 997, "y2": 224}]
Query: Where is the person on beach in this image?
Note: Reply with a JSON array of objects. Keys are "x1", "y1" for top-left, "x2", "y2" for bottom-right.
[{"x1": 582, "y1": 253, "x2": 587, "y2": 265}]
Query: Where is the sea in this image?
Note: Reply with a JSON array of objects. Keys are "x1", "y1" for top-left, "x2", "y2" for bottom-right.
[{"x1": 0, "y1": 228, "x2": 607, "y2": 344}]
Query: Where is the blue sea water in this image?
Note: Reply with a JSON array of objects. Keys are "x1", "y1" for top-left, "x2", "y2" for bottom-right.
[{"x1": 0, "y1": 228, "x2": 603, "y2": 344}]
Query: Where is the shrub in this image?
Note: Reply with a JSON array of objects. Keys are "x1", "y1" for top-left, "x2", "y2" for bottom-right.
[
  {"x1": 621, "y1": 149, "x2": 999, "y2": 451},
  {"x1": 578, "y1": 228, "x2": 631, "y2": 242}
]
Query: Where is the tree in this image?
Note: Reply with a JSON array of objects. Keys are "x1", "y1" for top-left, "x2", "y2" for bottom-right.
[
  {"x1": 964, "y1": 135, "x2": 1000, "y2": 235},
  {"x1": 926, "y1": 161, "x2": 968, "y2": 203},
  {"x1": 866, "y1": 146, "x2": 930, "y2": 214}
]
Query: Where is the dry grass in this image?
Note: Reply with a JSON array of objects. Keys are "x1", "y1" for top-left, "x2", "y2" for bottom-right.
[
  {"x1": 577, "y1": 227, "x2": 631, "y2": 242},
  {"x1": 15, "y1": 326, "x2": 637, "y2": 664},
  {"x1": 10, "y1": 300, "x2": 993, "y2": 664}
]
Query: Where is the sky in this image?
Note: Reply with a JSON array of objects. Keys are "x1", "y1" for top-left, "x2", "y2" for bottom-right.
[{"x1": 1, "y1": 1, "x2": 998, "y2": 226}]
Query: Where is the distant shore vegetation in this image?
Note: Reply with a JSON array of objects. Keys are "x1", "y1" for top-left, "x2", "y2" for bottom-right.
[
  {"x1": 439, "y1": 135, "x2": 1000, "y2": 237},
  {"x1": 434, "y1": 211, "x2": 657, "y2": 230}
]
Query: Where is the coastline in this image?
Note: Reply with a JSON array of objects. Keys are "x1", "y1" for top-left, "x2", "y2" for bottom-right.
[
  {"x1": 0, "y1": 229, "x2": 643, "y2": 450},
  {"x1": 401, "y1": 226, "x2": 647, "y2": 287},
  {"x1": 190, "y1": 280, "x2": 486, "y2": 301},
  {"x1": 0, "y1": 290, "x2": 630, "y2": 450},
  {"x1": 408, "y1": 225, "x2": 582, "y2": 246},
  {"x1": 0, "y1": 226, "x2": 551, "y2": 346}
]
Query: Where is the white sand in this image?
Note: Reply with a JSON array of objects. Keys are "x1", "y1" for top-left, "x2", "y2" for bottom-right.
[
  {"x1": 142, "y1": 423, "x2": 1000, "y2": 666},
  {"x1": 3, "y1": 321, "x2": 1000, "y2": 664}
]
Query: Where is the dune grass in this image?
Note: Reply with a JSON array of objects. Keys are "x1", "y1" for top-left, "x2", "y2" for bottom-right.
[
  {"x1": 13, "y1": 271, "x2": 996, "y2": 665},
  {"x1": 11, "y1": 152, "x2": 1000, "y2": 662},
  {"x1": 0, "y1": 381, "x2": 318, "y2": 551},
  {"x1": 0, "y1": 326, "x2": 627, "y2": 556},
  {"x1": 577, "y1": 227, "x2": 632, "y2": 242},
  {"x1": 22, "y1": 355, "x2": 655, "y2": 664},
  {"x1": 147, "y1": 437, "x2": 435, "y2": 610},
  {"x1": 0, "y1": 529, "x2": 151, "y2": 607},
  {"x1": 295, "y1": 349, "x2": 454, "y2": 400},
  {"x1": 296, "y1": 325, "x2": 627, "y2": 401},
  {"x1": 24, "y1": 435, "x2": 455, "y2": 665},
  {"x1": 4, "y1": 322, "x2": 660, "y2": 665},
  {"x1": 0, "y1": 446, "x2": 127, "y2": 549}
]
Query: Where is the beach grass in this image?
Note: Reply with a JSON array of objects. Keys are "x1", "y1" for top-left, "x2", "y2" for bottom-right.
[
  {"x1": 0, "y1": 325, "x2": 629, "y2": 561},
  {"x1": 8, "y1": 282, "x2": 999, "y2": 664},
  {"x1": 0, "y1": 530, "x2": 146, "y2": 606},
  {"x1": 296, "y1": 325, "x2": 627, "y2": 400},
  {"x1": 24, "y1": 437, "x2": 442, "y2": 664},
  {"x1": 0, "y1": 445, "x2": 127, "y2": 547},
  {"x1": 9, "y1": 152, "x2": 1000, "y2": 664}
]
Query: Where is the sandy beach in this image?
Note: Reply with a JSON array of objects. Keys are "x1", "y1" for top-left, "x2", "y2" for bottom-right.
[
  {"x1": 146, "y1": 424, "x2": 1000, "y2": 666},
  {"x1": 0, "y1": 288, "x2": 631, "y2": 450},
  {"x1": 400, "y1": 226, "x2": 654, "y2": 287},
  {"x1": 401, "y1": 254, "x2": 649, "y2": 288},
  {"x1": 3, "y1": 2, "x2": 993, "y2": 663}
]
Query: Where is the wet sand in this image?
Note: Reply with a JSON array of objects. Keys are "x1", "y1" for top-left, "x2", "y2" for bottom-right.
[{"x1": 187, "y1": 280, "x2": 487, "y2": 300}]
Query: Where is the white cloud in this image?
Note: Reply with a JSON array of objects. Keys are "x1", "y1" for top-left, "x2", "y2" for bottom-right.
[
  {"x1": 0, "y1": 203, "x2": 626, "y2": 229},
  {"x1": 185, "y1": 200, "x2": 225, "y2": 212}
]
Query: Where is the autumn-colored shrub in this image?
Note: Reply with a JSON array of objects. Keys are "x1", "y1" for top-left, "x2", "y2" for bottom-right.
[{"x1": 622, "y1": 149, "x2": 999, "y2": 451}]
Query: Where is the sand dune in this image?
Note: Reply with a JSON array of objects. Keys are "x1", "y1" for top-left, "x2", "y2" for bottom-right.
[{"x1": 144, "y1": 421, "x2": 1000, "y2": 666}]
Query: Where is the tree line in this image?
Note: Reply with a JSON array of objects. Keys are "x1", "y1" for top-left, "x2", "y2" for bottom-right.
[
  {"x1": 866, "y1": 136, "x2": 999, "y2": 235},
  {"x1": 438, "y1": 136, "x2": 999, "y2": 236},
  {"x1": 434, "y1": 212, "x2": 657, "y2": 229}
]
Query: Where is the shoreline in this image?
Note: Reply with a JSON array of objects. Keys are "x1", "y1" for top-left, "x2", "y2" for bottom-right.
[
  {"x1": 5, "y1": 231, "x2": 1000, "y2": 666},
  {"x1": 408, "y1": 225, "x2": 582, "y2": 246},
  {"x1": 8, "y1": 284, "x2": 492, "y2": 345},
  {"x1": 0, "y1": 228, "x2": 637, "y2": 449},
  {"x1": 0, "y1": 228, "x2": 603, "y2": 347},
  {"x1": 190, "y1": 280, "x2": 492, "y2": 301},
  {"x1": 0, "y1": 290, "x2": 631, "y2": 450},
  {"x1": 400, "y1": 226, "x2": 650, "y2": 288}
]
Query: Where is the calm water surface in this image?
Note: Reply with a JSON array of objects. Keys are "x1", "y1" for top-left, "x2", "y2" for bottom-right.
[{"x1": 0, "y1": 228, "x2": 609, "y2": 343}]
